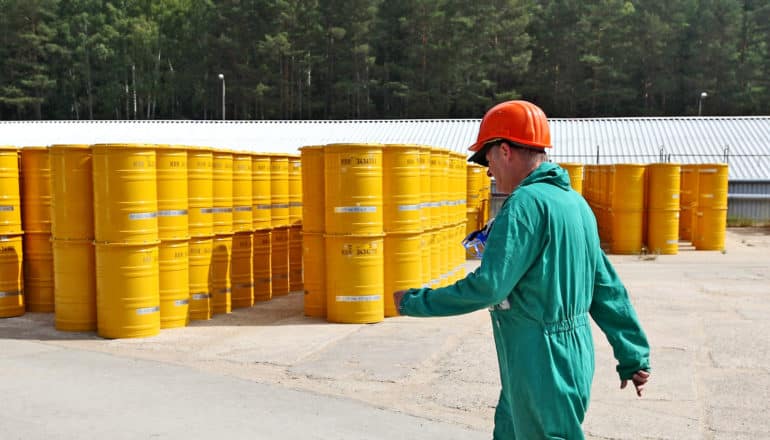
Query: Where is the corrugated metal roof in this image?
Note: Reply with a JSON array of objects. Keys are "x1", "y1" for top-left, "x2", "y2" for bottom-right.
[{"x1": 2, "y1": 116, "x2": 769, "y2": 180}]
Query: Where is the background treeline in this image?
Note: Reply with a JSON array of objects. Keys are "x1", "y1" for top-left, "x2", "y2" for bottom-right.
[{"x1": 1, "y1": 0, "x2": 768, "y2": 120}]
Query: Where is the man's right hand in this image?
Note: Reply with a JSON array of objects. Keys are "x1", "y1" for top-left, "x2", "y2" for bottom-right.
[
  {"x1": 392, "y1": 290, "x2": 408, "y2": 315},
  {"x1": 621, "y1": 370, "x2": 651, "y2": 397}
]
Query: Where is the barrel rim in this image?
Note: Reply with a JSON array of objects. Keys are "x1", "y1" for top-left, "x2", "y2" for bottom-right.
[
  {"x1": 49, "y1": 144, "x2": 90, "y2": 150},
  {"x1": 91, "y1": 143, "x2": 157, "y2": 149},
  {"x1": 324, "y1": 143, "x2": 384, "y2": 151}
]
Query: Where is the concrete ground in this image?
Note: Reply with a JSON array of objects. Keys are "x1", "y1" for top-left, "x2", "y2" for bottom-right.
[{"x1": 1, "y1": 227, "x2": 768, "y2": 439}]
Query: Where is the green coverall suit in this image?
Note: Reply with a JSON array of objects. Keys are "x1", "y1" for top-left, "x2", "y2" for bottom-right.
[{"x1": 398, "y1": 162, "x2": 651, "y2": 439}]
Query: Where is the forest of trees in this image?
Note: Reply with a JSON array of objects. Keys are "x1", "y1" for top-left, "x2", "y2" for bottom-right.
[{"x1": 1, "y1": 0, "x2": 768, "y2": 120}]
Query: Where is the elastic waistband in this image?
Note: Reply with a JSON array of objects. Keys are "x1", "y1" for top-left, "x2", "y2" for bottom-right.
[{"x1": 543, "y1": 313, "x2": 589, "y2": 335}]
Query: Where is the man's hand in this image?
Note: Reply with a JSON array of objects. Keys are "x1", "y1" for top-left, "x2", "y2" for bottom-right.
[
  {"x1": 621, "y1": 370, "x2": 650, "y2": 397},
  {"x1": 392, "y1": 290, "x2": 408, "y2": 315}
]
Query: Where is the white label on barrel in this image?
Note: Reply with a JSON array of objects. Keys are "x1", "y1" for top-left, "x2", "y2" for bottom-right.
[
  {"x1": 334, "y1": 206, "x2": 376, "y2": 213},
  {"x1": 0, "y1": 290, "x2": 22, "y2": 298},
  {"x1": 0, "y1": 206, "x2": 14, "y2": 212},
  {"x1": 201, "y1": 208, "x2": 215, "y2": 214},
  {"x1": 666, "y1": 240, "x2": 678, "y2": 244},
  {"x1": 234, "y1": 206, "x2": 253, "y2": 212},
  {"x1": 136, "y1": 306, "x2": 160, "y2": 315},
  {"x1": 211, "y1": 207, "x2": 233, "y2": 213},
  {"x1": 702, "y1": 194, "x2": 714, "y2": 198},
  {"x1": 458, "y1": 199, "x2": 466, "y2": 205},
  {"x1": 158, "y1": 209, "x2": 188, "y2": 217},
  {"x1": 174, "y1": 299, "x2": 189, "y2": 306},
  {"x1": 256, "y1": 204, "x2": 272, "y2": 210},
  {"x1": 398, "y1": 204, "x2": 420, "y2": 211},
  {"x1": 191, "y1": 293, "x2": 210, "y2": 300},
  {"x1": 272, "y1": 203, "x2": 290, "y2": 209},
  {"x1": 672, "y1": 194, "x2": 680, "y2": 199},
  {"x1": 289, "y1": 202, "x2": 303, "y2": 207},
  {"x1": 335, "y1": 295, "x2": 382, "y2": 302},
  {"x1": 129, "y1": 212, "x2": 157, "y2": 220}
]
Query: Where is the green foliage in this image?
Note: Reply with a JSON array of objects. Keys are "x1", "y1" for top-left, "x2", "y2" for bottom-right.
[{"x1": 0, "y1": 0, "x2": 768, "y2": 119}]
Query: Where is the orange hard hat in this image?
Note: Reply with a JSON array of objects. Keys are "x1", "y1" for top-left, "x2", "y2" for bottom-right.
[{"x1": 468, "y1": 100, "x2": 552, "y2": 166}]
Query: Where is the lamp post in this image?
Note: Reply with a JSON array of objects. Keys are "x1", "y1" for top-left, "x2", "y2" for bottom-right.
[
  {"x1": 698, "y1": 91, "x2": 708, "y2": 116},
  {"x1": 218, "y1": 73, "x2": 226, "y2": 120}
]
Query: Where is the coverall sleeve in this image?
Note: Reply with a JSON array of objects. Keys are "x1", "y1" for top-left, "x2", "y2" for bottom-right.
[
  {"x1": 590, "y1": 252, "x2": 651, "y2": 380},
  {"x1": 399, "y1": 196, "x2": 545, "y2": 317}
]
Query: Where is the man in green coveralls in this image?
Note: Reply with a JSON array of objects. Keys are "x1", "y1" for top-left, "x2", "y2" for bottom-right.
[{"x1": 394, "y1": 100, "x2": 651, "y2": 439}]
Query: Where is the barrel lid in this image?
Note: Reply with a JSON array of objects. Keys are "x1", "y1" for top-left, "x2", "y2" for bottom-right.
[
  {"x1": 92, "y1": 143, "x2": 157, "y2": 149},
  {"x1": 232, "y1": 150, "x2": 253, "y2": 157},
  {"x1": 286, "y1": 153, "x2": 300, "y2": 159},
  {"x1": 383, "y1": 143, "x2": 422, "y2": 150},
  {"x1": 0, "y1": 145, "x2": 18, "y2": 151},
  {"x1": 187, "y1": 145, "x2": 213, "y2": 153},
  {"x1": 212, "y1": 149, "x2": 234, "y2": 156},
  {"x1": 50, "y1": 144, "x2": 90, "y2": 150},
  {"x1": 324, "y1": 143, "x2": 384, "y2": 151},
  {"x1": 21, "y1": 146, "x2": 47, "y2": 151},
  {"x1": 158, "y1": 144, "x2": 189, "y2": 151},
  {"x1": 251, "y1": 152, "x2": 272, "y2": 159},
  {"x1": 299, "y1": 145, "x2": 324, "y2": 151}
]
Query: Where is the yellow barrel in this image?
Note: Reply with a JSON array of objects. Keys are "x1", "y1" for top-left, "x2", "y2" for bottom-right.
[
  {"x1": 384, "y1": 233, "x2": 421, "y2": 317},
  {"x1": 231, "y1": 232, "x2": 254, "y2": 308},
  {"x1": 0, "y1": 235, "x2": 24, "y2": 318},
  {"x1": 610, "y1": 210, "x2": 644, "y2": 254},
  {"x1": 679, "y1": 164, "x2": 699, "y2": 241},
  {"x1": 300, "y1": 146, "x2": 324, "y2": 233},
  {"x1": 270, "y1": 154, "x2": 290, "y2": 228},
  {"x1": 23, "y1": 233, "x2": 54, "y2": 312},
  {"x1": 211, "y1": 234, "x2": 232, "y2": 314},
  {"x1": 420, "y1": 233, "x2": 431, "y2": 288},
  {"x1": 50, "y1": 145, "x2": 93, "y2": 240},
  {"x1": 253, "y1": 229, "x2": 272, "y2": 301},
  {"x1": 188, "y1": 237, "x2": 213, "y2": 320},
  {"x1": 187, "y1": 147, "x2": 214, "y2": 237},
  {"x1": 439, "y1": 226, "x2": 450, "y2": 286},
  {"x1": 466, "y1": 208, "x2": 480, "y2": 234},
  {"x1": 95, "y1": 242, "x2": 159, "y2": 338},
  {"x1": 429, "y1": 148, "x2": 447, "y2": 228},
  {"x1": 252, "y1": 153, "x2": 272, "y2": 230},
  {"x1": 697, "y1": 164, "x2": 729, "y2": 209},
  {"x1": 694, "y1": 209, "x2": 727, "y2": 250},
  {"x1": 21, "y1": 147, "x2": 52, "y2": 233},
  {"x1": 92, "y1": 143, "x2": 158, "y2": 244},
  {"x1": 559, "y1": 163, "x2": 584, "y2": 195},
  {"x1": 647, "y1": 163, "x2": 681, "y2": 211},
  {"x1": 452, "y1": 152, "x2": 467, "y2": 224},
  {"x1": 467, "y1": 164, "x2": 485, "y2": 211},
  {"x1": 418, "y1": 146, "x2": 431, "y2": 231},
  {"x1": 611, "y1": 164, "x2": 645, "y2": 211},
  {"x1": 157, "y1": 145, "x2": 189, "y2": 241},
  {"x1": 647, "y1": 211, "x2": 680, "y2": 254},
  {"x1": 428, "y1": 229, "x2": 440, "y2": 288},
  {"x1": 324, "y1": 144, "x2": 383, "y2": 235},
  {"x1": 289, "y1": 225, "x2": 303, "y2": 292},
  {"x1": 52, "y1": 239, "x2": 95, "y2": 330},
  {"x1": 232, "y1": 151, "x2": 253, "y2": 233},
  {"x1": 0, "y1": 147, "x2": 21, "y2": 236},
  {"x1": 288, "y1": 154, "x2": 302, "y2": 226},
  {"x1": 158, "y1": 240, "x2": 189, "y2": 329},
  {"x1": 455, "y1": 223, "x2": 467, "y2": 280},
  {"x1": 383, "y1": 145, "x2": 421, "y2": 233},
  {"x1": 302, "y1": 232, "x2": 325, "y2": 317},
  {"x1": 271, "y1": 226, "x2": 290, "y2": 296},
  {"x1": 325, "y1": 234, "x2": 384, "y2": 324},
  {"x1": 212, "y1": 150, "x2": 234, "y2": 235}
]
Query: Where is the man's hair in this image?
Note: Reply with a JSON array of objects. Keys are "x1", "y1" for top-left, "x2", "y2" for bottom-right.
[{"x1": 506, "y1": 142, "x2": 548, "y2": 168}]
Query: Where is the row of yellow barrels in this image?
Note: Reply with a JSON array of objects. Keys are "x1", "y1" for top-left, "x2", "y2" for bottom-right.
[
  {"x1": 465, "y1": 163, "x2": 492, "y2": 256},
  {"x1": 572, "y1": 162, "x2": 728, "y2": 254},
  {"x1": 0, "y1": 144, "x2": 305, "y2": 338},
  {"x1": 300, "y1": 144, "x2": 468, "y2": 324}
]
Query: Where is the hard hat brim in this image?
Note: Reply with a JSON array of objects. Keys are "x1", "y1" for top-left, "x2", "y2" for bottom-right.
[{"x1": 468, "y1": 143, "x2": 494, "y2": 167}]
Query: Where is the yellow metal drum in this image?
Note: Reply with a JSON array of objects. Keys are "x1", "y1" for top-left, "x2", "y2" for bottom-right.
[
  {"x1": 288, "y1": 154, "x2": 302, "y2": 226},
  {"x1": 694, "y1": 209, "x2": 727, "y2": 250},
  {"x1": 231, "y1": 232, "x2": 253, "y2": 308},
  {"x1": 51, "y1": 150, "x2": 95, "y2": 233},
  {"x1": 21, "y1": 147, "x2": 52, "y2": 233},
  {"x1": 418, "y1": 146, "x2": 431, "y2": 231},
  {"x1": 467, "y1": 164, "x2": 485, "y2": 211},
  {"x1": 420, "y1": 233, "x2": 431, "y2": 288},
  {"x1": 302, "y1": 232, "x2": 324, "y2": 317},
  {"x1": 697, "y1": 164, "x2": 729, "y2": 209},
  {"x1": 253, "y1": 229, "x2": 272, "y2": 301},
  {"x1": 300, "y1": 146, "x2": 324, "y2": 233},
  {"x1": 157, "y1": 145, "x2": 189, "y2": 241},
  {"x1": 324, "y1": 144, "x2": 384, "y2": 235},
  {"x1": 232, "y1": 152, "x2": 253, "y2": 233},
  {"x1": 23, "y1": 233, "x2": 54, "y2": 312},
  {"x1": 384, "y1": 233, "x2": 421, "y2": 317},
  {"x1": 558, "y1": 163, "x2": 584, "y2": 195},
  {"x1": 95, "y1": 242, "x2": 160, "y2": 338},
  {"x1": 271, "y1": 227, "x2": 290, "y2": 296},
  {"x1": 0, "y1": 235, "x2": 24, "y2": 318},
  {"x1": 211, "y1": 234, "x2": 233, "y2": 314},
  {"x1": 428, "y1": 229, "x2": 440, "y2": 288},
  {"x1": 452, "y1": 152, "x2": 467, "y2": 224},
  {"x1": 52, "y1": 239, "x2": 95, "y2": 330},
  {"x1": 289, "y1": 226, "x2": 303, "y2": 292},
  {"x1": 647, "y1": 163, "x2": 681, "y2": 211},
  {"x1": 611, "y1": 164, "x2": 645, "y2": 211},
  {"x1": 231, "y1": 232, "x2": 254, "y2": 308},
  {"x1": 252, "y1": 154, "x2": 272, "y2": 230},
  {"x1": 383, "y1": 145, "x2": 422, "y2": 234},
  {"x1": 92, "y1": 143, "x2": 158, "y2": 244},
  {"x1": 610, "y1": 210, "x2": 644, "y2": 254},
  {"x1": 158, "y1": 240, "x2": 189, "y2": 329},
  {"x1": 270, "y1": 155, "x2": 290, "y2": 228},
  {"x1": 429, "y1": 149, "x2": 445, "y2": 229},
  {"x1": 647, "y1": 211, "x2": 680, "y2": 255},
  {"x1": 679, "y1": 165, "x2": 699, "y2": 241},
  {"x1": 188, "y1": 237, "x2": 213, "y2": 320},
  {"x1": 325, "y1": 234, "x2": 384, "y2": 324},
  {"x1": 439, "y1": 227, "x2": 450, "y2": 286},
  {"x1": 187, "y1": 147, "x2": 214, "y2": 237},
  {"x1": 212, "y1": 150, "x2": 234, "y2": 235},
  {"x1": 0, "y1": 147, "x2": 21, "y2": 236}
]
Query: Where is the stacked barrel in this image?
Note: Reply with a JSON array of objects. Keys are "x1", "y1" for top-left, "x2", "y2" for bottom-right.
[
  {"x1": 288, "y1": 154, "x2": 303, "y2": 293},
  {"x1": 0, "y1": 146, "x2": 24, "y2": 318},
  {"x1": 558, "y1": 163, "x2": 584, "y2": 195},
  {"x1": 269, "y1": 154, "x2": 291, "y2": 297},
  {"x1": 646, "y1": 164, "x2": 681, "y2": 254},
  {"x1": 466, "y1": 163, "x2": 490, "y2": 240},
  {"x1": 252, "y1": 153, "x2": 272, "y2": 302},
  {"x1": 188, "y1": 147, "x2": 214, "y2": 320},
  {"x1": 300, "y1": 146, "x2": 324, "y2": 317},
  {"x1": 21, "y1": 147, "x2": 53, "y2": 313},
  {"x1": 693, "y1": 164, "x2": 729, "y2": 250},
  {"x1": 231, "y1": 151, "x2": 253, "y2": 309}
]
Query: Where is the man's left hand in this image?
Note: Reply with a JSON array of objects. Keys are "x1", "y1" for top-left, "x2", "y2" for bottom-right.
[
  {"x1": 621, "y1": 370, "x2": 651, "y2": 397},
  {"x1": 392, "y1": 290, "x2": 408, "y2": 315}
]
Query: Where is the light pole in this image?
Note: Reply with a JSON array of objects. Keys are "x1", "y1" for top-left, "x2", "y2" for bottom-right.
[
  {"x1": 218, "y1": 73, "x2": 226, "y2": 120},
  {"x1": 698, "y1": 91, "x2": 708, "y2": 116}
]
